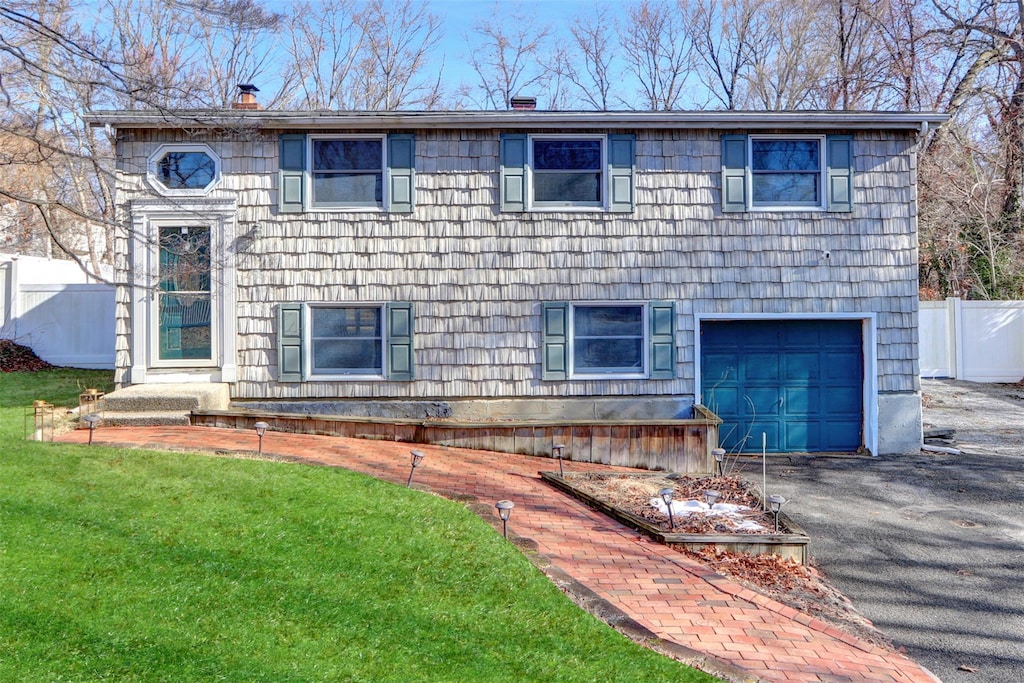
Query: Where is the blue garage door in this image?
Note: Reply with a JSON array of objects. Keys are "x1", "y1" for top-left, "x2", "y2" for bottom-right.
[{"x1": 701, "y1": 320, "x2": 863, "y2": 453}]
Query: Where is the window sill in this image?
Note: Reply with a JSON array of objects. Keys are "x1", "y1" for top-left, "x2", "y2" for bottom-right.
[{"x1": 307, "y1": 373, "x2": 386, "y2": 381}]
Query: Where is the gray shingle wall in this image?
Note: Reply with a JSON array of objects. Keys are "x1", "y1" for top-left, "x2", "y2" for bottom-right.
[{"x1": 113, "y1": 127, "x2": 919, "y2": 397}]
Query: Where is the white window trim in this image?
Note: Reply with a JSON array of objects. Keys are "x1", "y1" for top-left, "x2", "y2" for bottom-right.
[
  {"x1": 569, "y1": 301, "x2": 648, "y2": 380},
  {"x1": 527, "y1": 134, "x2": 608, "y2": 211},
  {"x1": 307, "y1": 134, "x2": 388, "y2": 212},
  {"x1": 304, "y1": 303, "x2": 387, "y2": 380},
  {"x1": 692, "y1": 312, "x2": 878, "y2": 457},
  {"x1": 747, "y1": 135, "x2": 826, "y2": 212},
  {"x1": 146, "y1": 144, "x2": 222, "y2": 196}
]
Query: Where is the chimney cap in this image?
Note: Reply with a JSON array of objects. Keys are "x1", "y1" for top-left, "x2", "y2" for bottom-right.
[
  {"x1": 237, "y1": 83, "x2": 260, "y2": 94},
  {"x1": 510, "y1": 95, "x2": 537, "y2": 110}
]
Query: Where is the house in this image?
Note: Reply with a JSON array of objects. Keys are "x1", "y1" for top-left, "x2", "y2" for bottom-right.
[{"x1": 86, "y1": 95, "x2": 946, "y2": 457}]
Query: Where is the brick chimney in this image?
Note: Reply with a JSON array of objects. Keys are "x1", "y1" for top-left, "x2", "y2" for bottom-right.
[
  {"x1": 233, "y1": 84, "x2": 261, "y2": 110},
  {"x1": 510, "y1": 95, "x2": 537, "y2": 111}
]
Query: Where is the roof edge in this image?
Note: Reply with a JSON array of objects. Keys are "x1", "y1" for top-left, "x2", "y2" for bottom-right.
[{"x1": 84, "y1": 109, "x2": 950, "y2": 131}]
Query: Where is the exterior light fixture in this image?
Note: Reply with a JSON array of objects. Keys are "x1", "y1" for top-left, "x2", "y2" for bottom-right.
[
  {"x1": 253, "y1": 421, "x2": 269, "y2": 456},
  {"x1": 767, "y1": 495, "x2": 787, "y2": 532},
  {"x1": 495, "y1": 500, "x2": 515, "y2": 539},
  {"x1": 703, "y1": 490, "x2": 721, "y2": 508},
  {"x1": 552, "y1": 443, "x2": 566, "y2": 477},
  {"x1": 82, "y1": 414, "x2": 101, "y2": 445},
  {"x1": 712, "y1": 448, "x2": 726, "y2": 477},
  {"x1": 659, "y1": 487, "x2": 676, "y2": 530},
  {"x1": 407, "y1": 450, "x2": 425, "y2": 487}
]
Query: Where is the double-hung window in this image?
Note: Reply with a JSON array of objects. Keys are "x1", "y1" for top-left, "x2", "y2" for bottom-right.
[
  {"x1": 541, "y1": 301, "x2": 676, "y2": 380},
  {"x1": 276, "y1": 302, "x2": 414, "y2": 382},
  {"x1": 500, "y1": 133, "x2": 635, "y2": 212},
  {"x1": 721, "y1": 134, "x2": 853, "y2": 212},
  {"x1": 531, "y1": 137, "x2": 604, "y2": 208},
  {"x1": 278, "y1": 133, "x2": 415, "y2": 213},
  {"x1": 310, "y1": 136, "x2": 384, "y2": 208},
  {"x1": 310, "y1": 305, "x2": 383, "y2": 376}
]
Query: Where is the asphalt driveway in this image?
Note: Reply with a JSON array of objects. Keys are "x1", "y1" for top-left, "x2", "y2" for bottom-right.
[{"x1": 763, "y1": 379, "x2": 1024, "y2": 683}]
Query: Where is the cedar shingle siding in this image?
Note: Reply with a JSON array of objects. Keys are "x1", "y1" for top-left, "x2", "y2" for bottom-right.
[{"x1": 112, "y1": 127, "x2": 918, "y2": 402}]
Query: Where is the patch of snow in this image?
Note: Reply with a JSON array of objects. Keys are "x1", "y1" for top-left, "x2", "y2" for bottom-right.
[{"x1": 649, "y1": 497, "x2": 767, "y2": 532}]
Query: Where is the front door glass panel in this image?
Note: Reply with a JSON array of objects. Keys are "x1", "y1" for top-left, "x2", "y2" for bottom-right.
[{"x1": 158, "y1": 226, "x2": 212, "y2": 360}]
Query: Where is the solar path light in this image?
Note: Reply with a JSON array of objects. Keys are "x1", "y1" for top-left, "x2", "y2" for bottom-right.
[
  {"x1": 768, "y1": 495, "x2": 787, "y2": 532},
  {"x1": 253, "y1": 421, "x2": 269, "y2": 457},
  {"x1": 703, "y1": 490, "x2": 721, "y2": 508},
  {"x1": 407, "y1": 450, "x2": 425, "y2": 487},
  {"x1": 659, "y1": 487, "x2": 676, "y2": 530},
  {"x1": 552, "y1": 443, "x2": 566, "y2": 477},
  {"x1": 495, "y1": 500, "x2": 515, "y2": 539},
  {"x1": 82, "y1": 414, "x2": 101, "y2": 446},
  {"x1": 712, "y1": 448, "x2": 726, "y2": 477}
]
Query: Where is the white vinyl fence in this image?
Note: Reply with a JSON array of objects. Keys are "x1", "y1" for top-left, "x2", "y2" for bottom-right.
[
  {"x1": 0, "y1": 254, "x2": 114, "y2": 369},
  {"x1": 920, "y1": 298, "x2": 1024, "y2": 382}
]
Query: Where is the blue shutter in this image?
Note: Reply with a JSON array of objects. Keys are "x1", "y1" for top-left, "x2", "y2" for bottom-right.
[
  {"x1": 649, "y1": 301, "x2": 676, "y2": 379},
  {"x1": 826, "y1": 134, "x2": 854, "y2": 212},
  {"x1": 387, "y1": 134, "x2": 415, "y2": 213},
  {"x1": 608, "y1": 134, "x2": 635, "y2": 212},
  {"x1": 542, "y1": 302, "x2": 569, "y2": 380},
  {"x1": 386, "y1": 302, "x2": 414, "y2": 381},
  {"x1": 500, "y1": 133, "x2": 527, "y2": 212},
  {"x1": 721, "y1": 134, "x2": 748, "y2": 213},
  {"x1": 277, "y1": 303, "x2": 303, "y2": 382},
  {"x1": 279, "y1": 134, "x2": 306, "y2": 214}
]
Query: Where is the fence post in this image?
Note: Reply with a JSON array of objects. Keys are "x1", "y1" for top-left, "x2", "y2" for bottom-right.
[{"x1": 947, "y1": 297, "x2": 963, "y2": 381}]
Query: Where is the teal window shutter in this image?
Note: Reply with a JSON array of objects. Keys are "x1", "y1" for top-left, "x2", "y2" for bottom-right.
[
  {"x1": 277, "y1": 303, "x2": 304, "y2": 382},
  {"x1": 500, "y1": 133, "x2": 527, "y2": 211},
  {"x1": 608, "y1": 134, "x2": 635, "y2": 212},
  {"x1": 387, "y1": 134, "x2": 415, "y2": 212},
  {"x1": 721, "y1": 134, "x2": 748, "y2": 212},
  {"x1": 649, "y1": 301, "x2": 676, "y2": 379},
  {"x1": 279, "y1": 134, "x2": 306, "y2": 213},
  {"x1": 826, "y1": 134, "x2": 854, "y2": 212},
  {"x1": 386, "y1": 302, "x2": 414, "y2": 381},
  {"x1": 542, "y1": 302, "x2": 569, "y2": 380}
]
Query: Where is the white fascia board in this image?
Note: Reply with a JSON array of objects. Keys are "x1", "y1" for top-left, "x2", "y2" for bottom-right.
[{"x1": 85, "y1": 110, "x2": 950, "y2": 132}]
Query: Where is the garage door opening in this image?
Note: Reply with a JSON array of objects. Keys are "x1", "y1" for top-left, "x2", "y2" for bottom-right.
[{"x1": 700, "y1": 319, "x2": 864, "y2": 453}]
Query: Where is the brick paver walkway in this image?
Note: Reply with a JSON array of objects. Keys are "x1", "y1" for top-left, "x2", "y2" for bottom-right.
[{"x1": 57, "y1": 426, "x2": 940, "y2": 683}]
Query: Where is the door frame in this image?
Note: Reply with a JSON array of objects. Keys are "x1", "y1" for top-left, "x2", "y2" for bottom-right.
[
  {"x1": 694, "y1": 312, "x2": 878, "y2": 456},
  {"x1": 129, "y1": 198, "x2": 237, "y2": 384}
]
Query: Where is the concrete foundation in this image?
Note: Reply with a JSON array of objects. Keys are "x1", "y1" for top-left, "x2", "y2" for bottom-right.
[{"x1": 877, "y1": 392, "x2": 923, "y2": 455}]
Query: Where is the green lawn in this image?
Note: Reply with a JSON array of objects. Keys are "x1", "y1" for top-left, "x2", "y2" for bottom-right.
[{"x1": 0, "y1": 370, "x2": 717, "y2": 682}]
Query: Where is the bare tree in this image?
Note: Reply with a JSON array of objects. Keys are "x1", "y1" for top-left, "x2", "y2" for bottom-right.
[
  {"x1": 549, "y1": 4, "x2": 620, "y2": 110},
  {"x1": 284, "y1": 0, "x2": 363, "y2": 109},
  {"x1": 618, "y1": 0, "x2": 693, "y2": 110},
  {"x1": 464, "y1": 2, "x2": 552, "y2": 110},
  {"x1": 741, "y1": 0, "x2": 828, "y2": 110},
  {"x1": 687, "y1": 0, "x2": 768, "y2": 109}
]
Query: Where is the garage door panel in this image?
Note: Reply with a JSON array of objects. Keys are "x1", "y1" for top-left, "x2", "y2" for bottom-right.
[
  {"x1": 744, "y1": 353, "x2": 780, "y2": 382},
  {"x1": 705, "y1": 386, "x2": 740, "y2": 419},
  {"x1": 701, "y1": 320, "x2": 863, "y2": 454},
  {"x1": 703, "y1": 352, "x2": 740, "y2": 383},
  {"x1": 744, "y1": 388, "x2": 781, "y2": 416},
  {"x1": 783, "y1": 352, "x2": 821, "y2": 382}
]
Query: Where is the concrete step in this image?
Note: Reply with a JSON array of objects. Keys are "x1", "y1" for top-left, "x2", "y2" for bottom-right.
[
  {"x1": 103, "y1": 384, "x2": 230, "y2": 413},
  {"x1": 98, "y1": 411, "x2": 193, "y2": 427}
]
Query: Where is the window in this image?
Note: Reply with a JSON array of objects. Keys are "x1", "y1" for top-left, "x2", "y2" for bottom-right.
[
  {"x1": 147, "y1": 144, "x2": 221, "y2": 195},
  {"x1": 500, "y1": 133, "x2": 635, "y2": 212},
  {"x1": 573, "y1": 305, "x2": 643, "y2": 374},
  {"x1": 310, "y1": 306, "x2": 382, "y2": 375},
  {"x1": 279, "y1": 133, "x2": 415, "y2": 213},
  {"x1": 532, "y1": 138, "x2": 603, "y2": 207},
  {"x1": 541, "y1": 301, "x2": 676, "y2": 380},
  {"x1": 276, "y1": 302, "x2": 413, "y2": 382},
  {"x1": 310, "y1": 136, "x2": 383, "y2": 208},
  {"x1": 721, "y1": 134, "x2": 853, "y2": 213},
  {"x1": 750, "y1": 138, "x2": 821, "y2": 207}
]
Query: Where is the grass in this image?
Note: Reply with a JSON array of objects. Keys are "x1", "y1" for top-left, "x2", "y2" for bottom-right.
[{"x1": 0, "y1": 369, "x2": 717, "y2": 682}]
